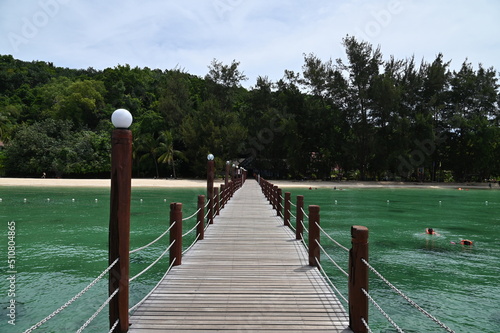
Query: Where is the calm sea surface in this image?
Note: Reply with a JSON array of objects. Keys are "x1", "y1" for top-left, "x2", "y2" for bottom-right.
[{"x1": 1, "y1": 185, "x2": 499, "y2": 332}]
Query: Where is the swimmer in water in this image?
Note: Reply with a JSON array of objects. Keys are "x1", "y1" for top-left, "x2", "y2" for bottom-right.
[
  {"x1": 450, "y1": 239, "x2": 473, "y2": 246},
  {"x1": 425, "y1": 228, "x2": 440, "y2": 235}
]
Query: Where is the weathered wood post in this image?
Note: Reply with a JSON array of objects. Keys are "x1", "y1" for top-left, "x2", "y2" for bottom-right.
[
  {"x1": 207, "y1": 154, "x2": 215, "y2": 224},
  {"x1": 349, "y1": 226, "x2": 369, "y2": 333},
  {"x1": 169, "y1": 203, "x2": 183, "y2": 266},
  {"x1": 308, "y1": 205, "x2": 320, "y2": 267},
  {"x1": 284, "y1": 192, "x2": 291, "y2": 227},
  {"x1": 214, "y1": 187, "x2": 220, "y2": 216},
  {"x1": 296, "y1": 195, "x2": 304, "y2": 240},
  {"x1": 277, "y1": 188, "x2": 283, "y2": 217},
  {"x1": 109, "y1": 109, "x2": 133, "y2": 333},
  {"x1": 220, "y1": 184, "x2": 226, "y2": 209},
  {"x1": 197, "y1": 195, "x2": 205, "y2": 241},
  {"x1": 273, "y1": 185, "x2": 279, "y2": 211}
]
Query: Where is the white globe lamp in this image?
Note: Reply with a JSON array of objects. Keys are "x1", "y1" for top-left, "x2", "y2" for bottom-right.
[{"x1": 111, "y1": 109, "x2": 133, "y2": 129}]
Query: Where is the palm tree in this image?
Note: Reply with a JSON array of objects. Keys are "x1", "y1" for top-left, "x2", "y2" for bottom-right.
[
  {"x1": 137, "y1": 133, "x2": 161, "y2": 178},
  {"x1": 157, "y1": 130, "x2": 184, "y2": 179}
]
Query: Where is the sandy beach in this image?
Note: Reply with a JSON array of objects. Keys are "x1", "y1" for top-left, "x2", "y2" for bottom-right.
[
  {"x1": 0, "y1": 177, "x2": 495, "y2": 189},
  {"x1": 0, "y1": 177, "x2": 215, "y2": 188}
]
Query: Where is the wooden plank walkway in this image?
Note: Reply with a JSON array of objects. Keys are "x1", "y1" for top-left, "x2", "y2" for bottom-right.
[{"x1": 129, "y1": 180, "x2": 352, "y2": 332}]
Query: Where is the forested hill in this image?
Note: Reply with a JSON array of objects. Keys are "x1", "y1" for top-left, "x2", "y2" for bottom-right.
[{"x1": 1, "y1": 37, "x2": 499, "y2": 181}]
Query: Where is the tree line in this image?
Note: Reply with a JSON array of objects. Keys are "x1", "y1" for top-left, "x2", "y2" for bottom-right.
[{"x1": 1, "y1": 36, "x2": 499, "y2": 181}]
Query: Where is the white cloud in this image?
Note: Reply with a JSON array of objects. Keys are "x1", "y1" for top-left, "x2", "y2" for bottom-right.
[{"x1": 1, "y1": 0, "x2": 499, "y2": 86}]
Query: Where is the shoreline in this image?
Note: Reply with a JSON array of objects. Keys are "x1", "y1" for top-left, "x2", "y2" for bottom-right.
[
  {"x1": 0, "y1": 177, "x2": 496, "y2": 189},
  {"x1": 0, "y1": 178, "x2": 216, "y2": 188},
  {"x1": 273, "y1": 180, "x2": 497, "y2": 189}
]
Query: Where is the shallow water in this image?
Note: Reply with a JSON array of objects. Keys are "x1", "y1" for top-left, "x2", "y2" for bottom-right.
[
  {"x1": 292, "y1": 186, "x2": 500, "y2": 333},
  {"x1": 0, "y1": 185, "x2": 499, "y2": 332},
  {"x1": 0, "y1": 186, "x2": 200, "y2": 333}
]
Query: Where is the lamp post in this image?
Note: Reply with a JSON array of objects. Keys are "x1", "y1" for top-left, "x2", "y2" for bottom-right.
[
  {"x1": 225, "y1": 161, "x2": 230, "y2": 187},
  {"x1": 109, "y1": 108, "x2": 133, "y2": 333},
  {"x1": 207, "y1": 154, "x2": 215, "y2": 224}
]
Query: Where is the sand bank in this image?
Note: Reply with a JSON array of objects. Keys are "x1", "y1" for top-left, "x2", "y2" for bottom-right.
[
  {"x1": 0, "y1": 177, "x2": 495, "y2": 189},
  {"x1": 0, "y1": 178, "x2": 217, "y2": 188},
  {"x1": 272, "y1": 180, "x2": 495, "y2": 189}
]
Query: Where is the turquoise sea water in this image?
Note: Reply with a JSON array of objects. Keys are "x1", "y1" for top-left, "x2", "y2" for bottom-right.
[
  {"x1": 1, "y1": 185, "x2": 499, "y2": 332},
  {"x1": 289, "y1": 186, "x2": 500, "y2": 333},
  {"x1": 0, "y1": 186, "x2": 200, "y2": 333}
]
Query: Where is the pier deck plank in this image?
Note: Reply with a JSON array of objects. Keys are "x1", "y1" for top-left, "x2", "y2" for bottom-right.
[{"x1": 129, "y1": 181, "x2": 352, "y2": 332}]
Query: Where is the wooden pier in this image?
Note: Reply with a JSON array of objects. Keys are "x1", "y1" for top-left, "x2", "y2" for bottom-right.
[{"x1": 129, "y1": 181, "x2": 353, "y2": 332}]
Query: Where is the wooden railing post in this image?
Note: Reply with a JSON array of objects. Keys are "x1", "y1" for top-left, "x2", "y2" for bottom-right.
[
  {"x1": 109, "y1": 124, "x2": 132, "y2": 333},
  {"x1": 169, "y1": 203, "x2": 183, "y2": 266},
  {"x1": 207, "y1": 155, "x2": 215, "y2": 225},
  {"x1": 197, "y1": 195, "x2": 205, "y2": 241},
  {"x1": 277, "y1": 188, "x2": 283, "y2": 217},
  {"x1": 273, "y1": 185, "x2": 278, "y2": 210},
  {"x1": 214, "y1": 187, "x2": 220, "y2": 216},
  {"x1": 220, "y1": 184, "x2": 225, "y2": 209},
  {"x1": 349, "y1": 226, "x2": 369, "y2": 333},
  {"x1": 296, "y1": 195, "x2": 304, "y2": 240},
  {"x1": 308, "y1": 205, "x2": 320, "y2": 267},
  {"x1": 284, "y1": 192, "x2": 291, "y2": 227},
  {"x1": 264, "y1": 180, "x2": 271, "y2": 203}
]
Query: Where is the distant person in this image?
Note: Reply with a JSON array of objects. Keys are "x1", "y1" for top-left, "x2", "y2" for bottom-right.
[
  {"x1": 42, "y1": 172, "x2": 46, "y2": 178},
  {"x1": 460, "y1": 239, "x2": 473, "y2": 246},
  {"x1": 425, "y1": 228, "x2": 439, "y2": 235}
]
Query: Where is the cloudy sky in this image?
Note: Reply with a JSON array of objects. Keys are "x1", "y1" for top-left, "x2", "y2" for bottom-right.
[{"x1": 1, "y1": 0, "x2": 499, "y2": 87}]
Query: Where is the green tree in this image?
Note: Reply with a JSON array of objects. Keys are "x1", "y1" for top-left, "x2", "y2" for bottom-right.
[
  {"x1": 446, "y1": 62, "x2": 498, "y2": 180},
  {"x1": 4, "y1": 119, "x2": 110, "y2": 177},
  {"x1": 336, "y1": 36, "x2": 383, "y2": 179},
  {"x1": 157, "y1": 130, "x2": 185, "y2": 179},
  {"x1": 53, "y1": 80, "x2": 107, "y2": 128}
]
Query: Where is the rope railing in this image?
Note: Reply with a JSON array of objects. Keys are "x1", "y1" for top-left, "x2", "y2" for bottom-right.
[
  {"x1": 130, "y1": 222, "x2": 176, "y2": 254},
  {"x1": 299, "y1": 219, "x2": 309, "y2": 234},
  {"x1": 260, "y1": 176, "x2": 459, "y2": 333},
  {"x1": 109, "y1": 319, "x2": 119, "y2": 333},
  {"x1": 300, "y1": 207, "x2": 309, "y2": 220},
  {"x1": 287, "y1": 211, "x2": 296, "y2": 232},
  {"x1": 315, "y1": 239, "x2": 349, "y2": 277},
  {"x1": 129, "y1": 257, "x2": 177, "y2": 313},
  {"x1": 182, "y1": 208, "x2": 201, "y2": 222},
  {"x1": 129, "y1": 240, "x2": 175, "y2": 282},
  {"x1": 183, "y1": 220, "x2": 201, "y2": 238},
  {"x1": 316, "y1": 223, "x2": 349, "y2": 252},
  {"x1": 23, "y1": 258, "x2": 119, "y2": 333},
  {"x1": 298, "y1": 232, "x2": 309, "y2": 252},
  {"x1": 361, "y1": 318, "x2": 373, "y2": 333},
  {"x1": 315, "y1": 257, "x2": 348, "y2": 305},
  {"x1": 23, "y1": 154, "x2": 244, "y2": 332},
  {"x1": 361, "y1": 258, "x2": 456, "y2": 333},
  {"x1": 76, "y1": 288, "x2": 119, "y2": 333},
  {"x1": 361, "y1": 288, "x2": 404, "y2": 333},
  {"x1": 182, "y1": 233, "x2": 200, "y2": 255}
]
